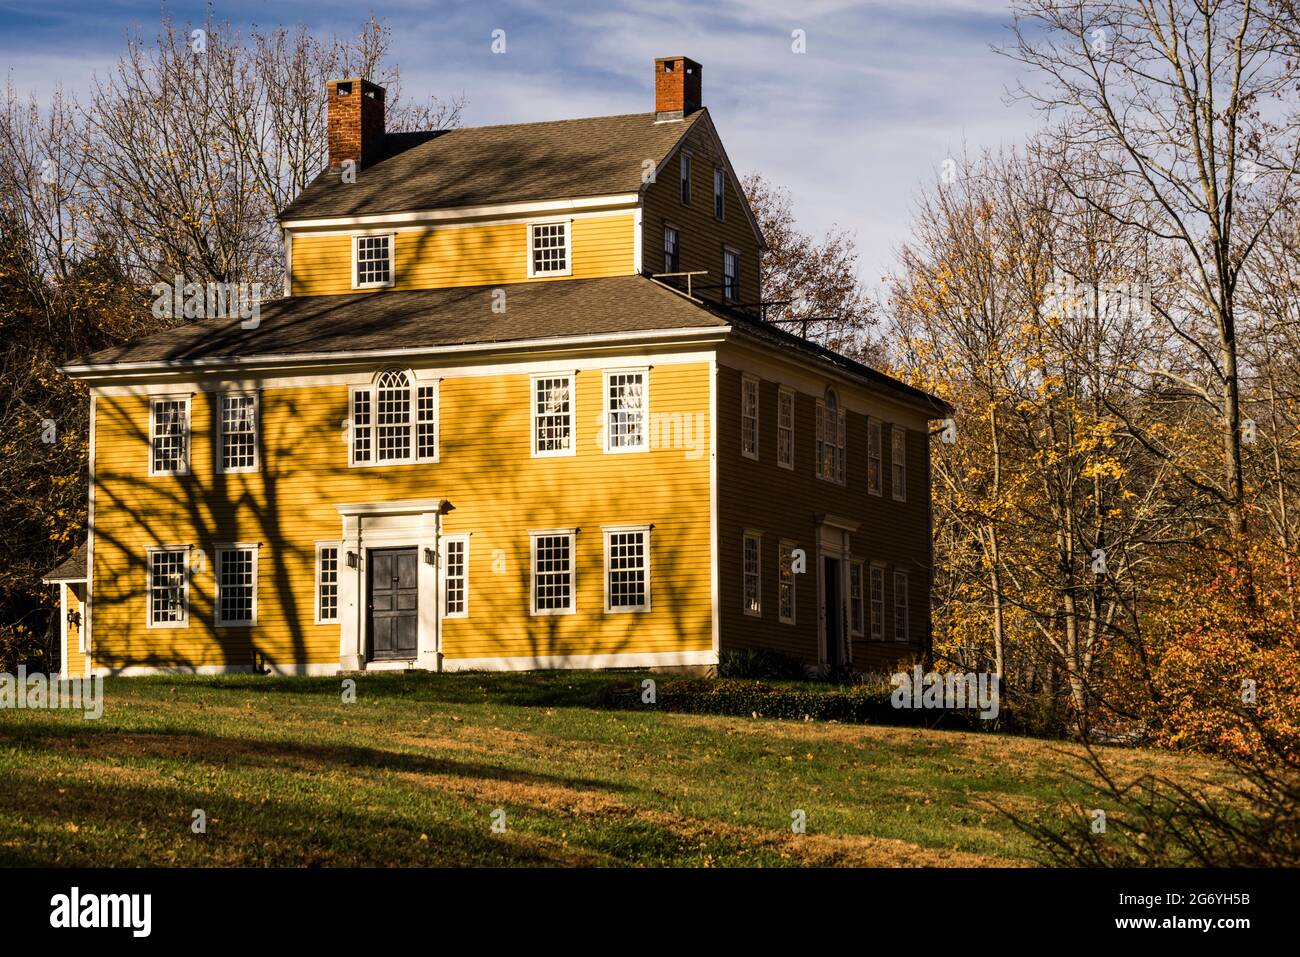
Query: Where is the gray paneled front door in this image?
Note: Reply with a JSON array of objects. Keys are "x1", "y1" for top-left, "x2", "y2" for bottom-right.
[{"x1": 368, "y1": 547, "x2": 419, "y2": 660}]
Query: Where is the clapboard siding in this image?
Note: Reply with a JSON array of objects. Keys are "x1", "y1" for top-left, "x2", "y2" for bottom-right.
[
  {"x1": 641, "y1": 122, "x2": 761, "y2": 305},
  {"x1": 715, "y1": 364, "x2": 931, "y2": 672},
  {"x1": 290, "y1": 214, "x2": 635, "y2": 296},
  {"x1": 89, "y1": 362, "x2": 712, "y2": 670}
]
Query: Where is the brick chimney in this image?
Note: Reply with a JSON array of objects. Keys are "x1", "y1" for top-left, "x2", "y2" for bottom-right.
[
  {"x1": 328, "y1": 77, "x2": 386, "y2": 169},
  {"x1": 654, "y1": 56, "x2": 702, "y2": 120}
]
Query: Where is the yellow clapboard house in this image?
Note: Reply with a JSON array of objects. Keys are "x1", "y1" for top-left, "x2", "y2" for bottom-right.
[{"x1": 51, "y1": 56, "x2": 949, "y2": 678}]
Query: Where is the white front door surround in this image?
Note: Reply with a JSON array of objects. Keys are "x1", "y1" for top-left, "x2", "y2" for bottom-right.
[
  {"x1": 335, "y1": 499, "x2": 452, "y2": 671},
  {"x1": 815, "y1": 513, "x2": 858, "y2": 670}
]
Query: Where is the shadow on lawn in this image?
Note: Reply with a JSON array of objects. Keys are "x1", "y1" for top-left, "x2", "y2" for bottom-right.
[
  {"x1": 0, "y1": 721, "x2": 631, "y2": 796},
  {"x1": 0, "y1": 772, "x2": 595, "y2": 867}
]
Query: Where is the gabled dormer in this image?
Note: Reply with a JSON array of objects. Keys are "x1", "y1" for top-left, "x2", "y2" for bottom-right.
[{"x1": 277, "y1": 57, "x2": 765, "y2": 308}]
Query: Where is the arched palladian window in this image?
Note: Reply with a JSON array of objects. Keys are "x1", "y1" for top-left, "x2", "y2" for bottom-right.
[
  {"x1": 815, "y1": 386, "x2": 846, "y2": 485},
  {"x1": 350, "y1": 369, "x2": 438, "y2": 465}
]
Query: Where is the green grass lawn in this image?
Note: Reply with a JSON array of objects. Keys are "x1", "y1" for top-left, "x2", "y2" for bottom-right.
[{"x1": 0, "y1": 671, "x2": 1222, "y2": 866}]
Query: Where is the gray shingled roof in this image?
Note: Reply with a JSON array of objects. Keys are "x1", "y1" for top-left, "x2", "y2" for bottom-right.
[
  {"x1": 65, "y1": 275, "x2": 949, "y2": 414},
  {"x1": 70, "y1": 276, "x2": 728, "y2": 368},
  {"x1": 279, "y1": 111, "x2": 704, "y2": 221},
  {"x1": 43, "y1": 543, "x2": 87, "y2": 582}
]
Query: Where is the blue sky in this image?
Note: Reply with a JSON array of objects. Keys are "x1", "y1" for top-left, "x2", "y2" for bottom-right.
[{"x1": 1, "y1": 0, "x2": 1038, "y2": 289}]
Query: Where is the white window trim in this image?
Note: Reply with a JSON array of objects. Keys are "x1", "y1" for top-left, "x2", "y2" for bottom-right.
[
  {"x1": 892, "y1": 426, "x2": 908, "y2": 502},
  {"x1": 526, "y1": 219, "x2": 573, "y2": 278},
  {"x1": 351, "y1": 232, "x2": 396, "y2": 290},
  {"x1": 530, "y1": 372, "x2": 577, "y2": 458},
  {"x1": 869, "y1": 562, "x2": 886, "y2": 641},
  {"x1": 603, "y1": 367, "x2": 650, "y2": 453},
  {"x1": 849, "y1": 559, "x2": 866, "y2": 638},
  {"x1": 740, "y1": 374, "x2": 759, "y2": 461},
  {"x1": 315, "y1": 541, "x2": 340, "y2": 625},
  {"x1": 893, "y1": 569, "x2": 910, "y2": 641},
  {"x1": 530, "y1": 528, "x2": 578, "y2": 616},
  {"x1": 145, "y1": 545, "x2": 191, "y2": 630},
  {"x1": 742, "y1": 529, "x2": 763, "y2": 618},
  {"x1": 442, "y1": 534, "x2": 470, "y2": 619},
  {"x1": 778, "y1": 539, "x2": 797, "y2": 626},
  {"x1": 349, "y1": 371, "x2": 439, "y2": 468},
  {"x1": 713, "y1": 166, "x2": 726, "y2": 221},
  {"x1": 679, "y1": 151, "x2": 692, "y2": 206},
  {"x1": 777, "y1": 385, "x2": 795, "y2": 471},
  {"x1": 215, "y1": 543, "x2": 259, "y2": 627},
  {"x1": 815, "y1": 391, "x2": 846, "y2": 486},
  {"x1": 603, "y1": 524, "x2": 651, "y2": 614},
  {"x1": 868, "y1": 418, "x2": 883, "y2": 496},
  {"x1": 662, "y1": 222, "x2": 681, "y2": 273},
  {"x1": 723, "y1": 245, "x2": 741, "y2": 303},
  {"x1": 216, "y1": 391, "x2": 259, "y2": 474},
  {"x1": 149, "y1": 394, "x2": 191, "y2": 477}
]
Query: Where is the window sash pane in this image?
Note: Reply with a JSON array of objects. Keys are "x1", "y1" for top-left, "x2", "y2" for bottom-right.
[
  {"x1": 893, "y1": 572, "x2": 908, "y2": 641},
  {"x1": 870, "y1": 567, "x2": 884, "y2": 639},
  {"x1": 743, "y1": 536, "x2": 761, "y2": 614},
  {"x1": 741, "y1": 379, "x2": 758, "y2": 455},
  {"x1": 607, "y1": 373, "x2": 645, "y2": 449},
  {"x1": 152, "y1": 399, "x2": 187, "y2": 473},
  {"x1": 352, "y1": 389, "x2": 372, "y2": 463},
  {"x1": 533, "y1": 534, "x2": 573, "y2": 611},
  {"x1": 531, "y1": 223, "x2": 568, "y2": 274},
  {"x1": 445, "y1": 539, "x2": 467, "y2": 616},
  {"x1": 150, "y1": 550, "x2": 187, "y2": 623},
  {"x1": 779, "y1": 543, "x2": 795, "y2": 622},
  {"x1": 221, "y1": 395, "x2": 257, "y2": 471},
  {"x1": 318, "y1": 546, "x2": 338, "y2": 622},
  {"x1": 607, "y1": 531, "x2": 647, "y2": 609},
  {"x1": 217, "y1": 548, "x2": 255, "y2": 625},
  {"x1": 534, "y1": 377, "x2": 572, "y2": 453},
  {"x1": 356, "y1": 235, "x2": 391, "y2": 286}
]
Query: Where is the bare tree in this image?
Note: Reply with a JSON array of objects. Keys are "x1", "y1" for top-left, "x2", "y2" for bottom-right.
[
  {"x1": 742, "y1": 173, "x2": 880, "y2": 361},
  {"x1": 1005, "y1": 0, "x2": 1300, "y2": 558}
]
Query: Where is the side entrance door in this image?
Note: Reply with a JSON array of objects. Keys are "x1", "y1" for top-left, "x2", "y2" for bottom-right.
[{"x1": 368, "y1": 547, "x2": 419, "y2": 661}]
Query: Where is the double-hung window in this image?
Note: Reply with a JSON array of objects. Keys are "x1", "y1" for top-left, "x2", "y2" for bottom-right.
[
  {"x1": 150, "y1": 396, "x2": 190, "y2": 476},
  {"x1": 219, "y1": 392, "x2": 258, "y2": 473},
  {"x1": 604, "y1": 525, "x2": 650, "y2": 613},
  {"x1": 353, "y1": 234, "x2": 394, "y2": 289},
  {"x1": 777, "y1": 386, "x2": 795, "y2": 469},
  {"x1": 869, "y1": 566, "x2": 885, "y2": 640},
  {"x1": 713, "y1": 167, "x2": 725, "y2": 220},
  {"x1": 604, "y1": 369, "x2": 648, "y2": 452},
  {"x1": 868, "y1": 419, "x2": 883, "y2": 495},
  {"x1": 350, "y1": 370, "x2": 438, "y2": 466},
  {"x1": 531, "y1": 530, "x2": 576, "y2": 615},
  {"x1": 816, "y1": 388, "x2": 846, "y2": 484},
  {"x1": 532, "y1": 373, "x2": 575, "y2": 456},
  {"x1": 723, "y1": 248, "x2": 740, "y2": 302},
  {"x1": 893, "y1": 570, "x2": 909, "y2": 641},
  {"x1": 315, "y1": 543, "x2": 339, "y2": 624},
  {"x1": 443, "y1": 535, "x2": 469, "y2": 618},
  {"x1": 778, "y1": 540, "x2": 797, "y2": 625},
  {"x1": 663, "y1": 225, "x2": 680, "y2": 273},
  {"x1": 741, "y1": 374, "x2": 759, "y2": 460},
  {"x1": 742, "y1": 531, "x2": 762, "y2": 617},
  {"x1": 892, "y1": 427, "x2": 907, "y2": 501},
  {"x1": 215, "y1": 544, "x2": 258, "y2": 627},
  {"x1": 529, "y1": 221, "x2": 570, "y2": 276},
  {"x1": 679, "y1": 152, "x2": 692, "y2": 205},
  {"x1": 849, "y1": 561, "x2": 865, "y2": 637},
  {"x1": 148, "y1": 546, "x2": 190, "y2": 627}
]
